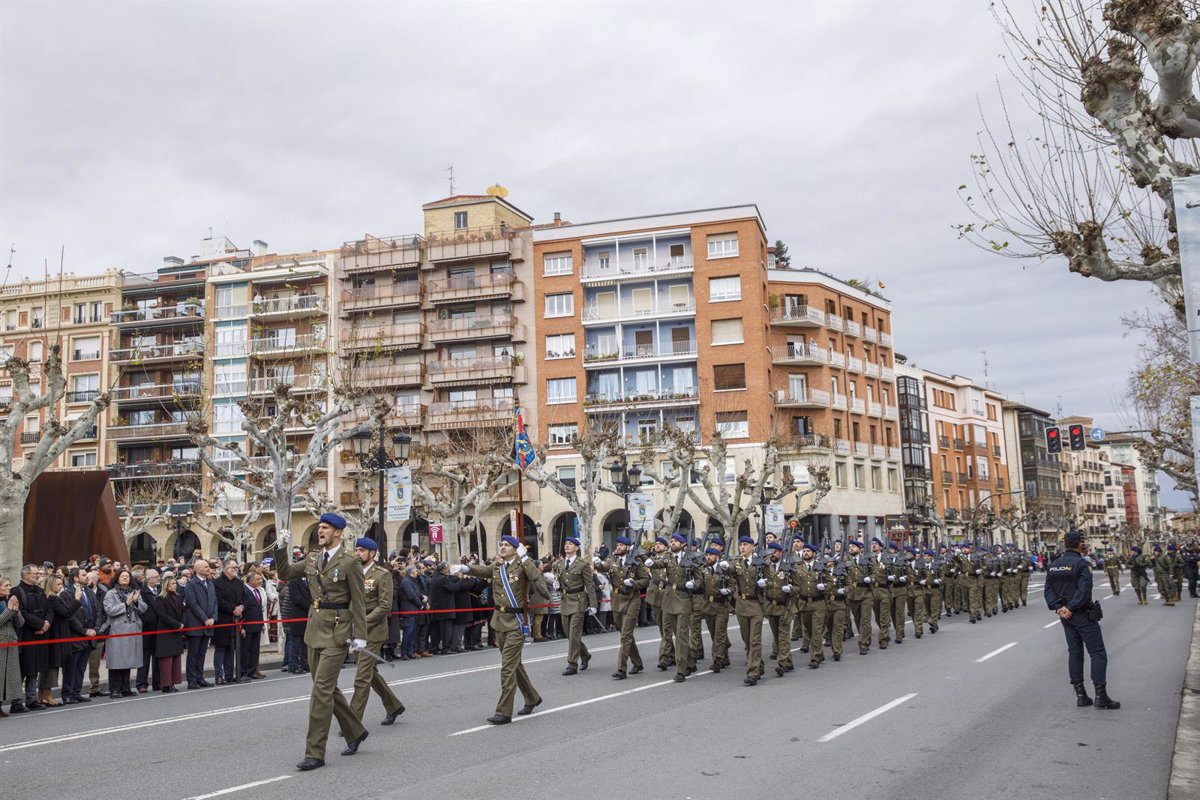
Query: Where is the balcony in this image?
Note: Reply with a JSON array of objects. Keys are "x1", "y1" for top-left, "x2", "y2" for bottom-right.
[
  {"x1": 111, "y1": 340, "x2": 205, "y2": 365},
  {"x1": 248, "y1": 373, "x2": 327, "y2": 396},
  {"x1": 583, "y1": 387, "x2": 699, "y2": 413},
  {"x1": 846, "y1": 356, "x2": 864, "y2": 373},
  {"x1": 863, "y1": 326, "x2": 879, "y2": 343},
  {"x1": 429, "y1": 356, "x2": 520, "y2": 384},
  {"x1": 582, "y1": 300, "x2": 695, "y2": 325},
  {"x1": 993, "y1": 445, "x2": 1002, "y2": 457},
  {"x1": 20, "y1": 431, "x2": 39, "y2": 444},
  {"x1": 107, "y1": 460, "x2": 201, "y2": 481},
  {"x1": 864, "y1": 362, "x2": 881, "y2": 378},
  {"x1": 427, "y1": 315, "x2": 521, "y2": 342},
  {"x1": 791, "y1": 434, "x2": 833, "y2": 452},
  {"x1": 67, "y1": 390, "x2": 100, "y2": 404},
  {"x1": 888, "y1": 446, "x2": 902, "y2": 461},
  {"x1": 108, "y1": 421, "x2": 189, "y2": 441},
  {"x1": 585, "y1": 339, "x2": 698, "y2": 367},
  {"x1": 248, "y1": 334, "x2": 328, "y2": 357},
  {"x1": 880, "y1": 332, "x2": 893, "y2": 348},
  {"x1": 769, "y1": 305, "x2": 825, "y2": 327},
  {"x1": 351, "y1": 362, "x2": 425, "y2": 388},
  {"x1": 957, "y1": 472, "x2": 970, "y2": 485},
  {"x1": 385, "y1": 403, "x2": 426, "y2": 428},
  {"x1": 953, "y1": 438, "x2": 965, "y2": 450},
  {"x1": 340, "y1": 235, "x2": 423, "y2": 273},
  {"x1": 826, "y1": 314, "x2": 843, "y2": 332},
  {"x1": 113, "y1": 381, "x2": 203, "y2": 404},
  {"x1": 849, "y1": 397, "x2": 866, "y2": 414},
  {"x1": 341, "y1": 280, "x2": 421, "y2": 313},
  {"x1": 881, "y1": 366, "x2": 895, "y2": 382},
  {"x1": 774, "y1": 388, "x2": 831, "y2": 408},
  {"x1": 111, "y1": 303, "x2": 205, "y2": 328},
  {"x1": 424, "y1": 226, "x2": 526, "y2": 264},
  {"x1": 117, "y1": 501, "x2": 196, "y2": 517},
  {"x1": 941, "y1": 470, "x2": 954, "y2": 484},
  {"x1": 883, "y1": 405, "x2": 899, "y2": 420},
  {"x1": 835, "y1": 439, "x2": 851, "y2": 456},
  {"x1": 996, "y1": 477, "x2": 1006, "y2": 490},
  {"x1": 581, "y1": 258, "x2": 694, "y2": 284},
  {"x1": 832, "y1": 393, "x2": 848, "y2": 410},
  {"x1": 868, "y1": 401, "x2": 883, "y2": 417},
  {"x1": 853, "y1": 442, "x2": 869, "y2": 457},
  {"x1": 426, "y1": 397, "x2": 515, "y2": 430},
  {"x1": 426, "y1": 272, "x2": 519, "y2": 304},
  {"x1": 844, "y1": 320, "x2": 861, "y2": 337},
  {"x1": 343, "y1": 322, "x2": 424, "y2": 352},
  {"x1": 771, "y1": 343, "x2": 827, "y2": 366},
  {"x1": 871, "y1": 444, "x2": 887, "y2": 459},
  {"x1": 938, "y1": 435, "x2": 950, "y2": 449},
  {"x1": 250, "y1": 295, "x2": 328, "y2": 319}
]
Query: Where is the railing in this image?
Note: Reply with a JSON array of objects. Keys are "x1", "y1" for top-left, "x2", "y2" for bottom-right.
[
  {"x1": 344, "y1": 322, "x2": 424, "y2": 349},
  {"x1": 832, "y1": 393, "x2": 848, "y2": 410},
  {"x1": 938, "y1": 435, "x2": 950, "y2": 449},
  {"x1": 426, "y1": 272, "x2": 515, "y2": 300},
  {"x1": 582, "y1": 300, "x2": 695, "y2": 322},
  {"x1": 583, "y1": 387, "x2": 699, "y2": 408},
  {"x1": 111, "y1": 303, "x2": 205, "y2": 325},
  {"x1": 581, "y1": 257, "x2": 694, "y2": 281},
  {"x1": 20, "y1": 432, "x2": 39, "y2": 444},
  {"x1": 341, "y1": 280, "x2": 421, "y2": 310},
  {"x1": 846, "y1": 356, "x2": 864, "y2": 373},
  {"x1": 863, "y1": 326, "x2": 879, "y2": 342},
  {"x1": 864, "y1": 362, "x2": 880, "y2": 378},
  {"x1": 250, "y1": 295, "x2": 327, "y2": 315},
  {"x1": 111, "y1": 341, "x2": 205, "y2": 362},
  {"x1": 67, "y1": 390, "x2": 100, "y2": 403},
  {"x1": 774, "y1": 388, "x2": 831, "y2": 406},
  {"x1": 850, "y1": 397, "x2": 865, "y2": 414},
  {"x1": 248, "y1": 374, "x2": 327, "y2": 394},
  {"x1": 825, "y1": 314, "x2": 843, "y2": 331},
  {"x1": 835, "y1": 439, "x2": 852, "y2": 455},
  {"x1": 792, "y1": 434, "x2": 833, "y2": 450},
  {"x1": 248, "y1": 334, "x2": 327, "y2": 355},
  {"x1": 428, "y1": 356, "x2": 515, "y2": 378},
  {"x1": 888, "y1": 446, "x2": 902, "y2": 461},
  {"x1": 844, "y1": 321, "x2": 861, "y2": 337},
  {"x1": 954, "y1": 438, "x2": 965, "y2": 450},
  {"x1": 993, "y1": 445, "x2": 1002, "y2": 456},
  {"x1": 829, "y1": 351, "x2": 846, "y2": 368},
  {"x1": 424, "y1": 226, "x2": 524, "y2": 263},
  {"x1": 108, "y1": 421, "x2": 189, "y2": 440},
  {"x1": 214, "y1": 304, "x2": 248, "y2": 319},
  {"x1": 108, "y1": 460, "x2": 201, "y2": 479},
  {"x1": 868, "y1": 401, "x2": 882, "y2": 417},
  {"x1": 352, "y1": 362, "x2": 425, "y2": 386},
  {"x1": 880, "y1": 332, "x2": 893, "y2": 348},
  {"x1": 883, "y1": 405, "x2": 899, "y2": 420},
  {"x1": 853, "y1": 442, "x2": 869, "y2": 457},
  {"x1": 770, "y1": 305, "x2": 825, "y2": 326},
  {"x1": 426, "y1": 397, "x2": 516, "y2": 427},
  {"x1": 773, "y1": 343, "x2": 827, "y2": 364},
  {"x1": 427, "y1": 315, "x2": 516, "y2": 339},
  {"x1": 881, "y1": 366, "x2": 895, "y2": 382},
  {"x1": 957, "y1": 472, "x2": 970, "y2": 485},
  {"x1": 624, "y1": 340, "x2": 697, "y2": 360},
  {"x1": 996, "y1": 478, "x2": 1006, "y2": 489},
  {"x1": 871, "y1": 444, "x2": 887, "y2": 459},
  {"x1": 112, "y1": 381, "x2": 202, "y2": 401},
  {"x1": 941, "y1": 470, "x2": 954, "y2": 484}
]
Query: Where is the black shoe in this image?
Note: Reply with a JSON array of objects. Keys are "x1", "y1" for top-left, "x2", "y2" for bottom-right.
[
  {"x1": 769, "y1": 652, "x2": 777, "y2": 660},
  {"x1": 823, "y1": 639, "x2": 831, "y2": 647},
  {"x1": 630, "y1": 665, "x2": 643, "y2": 674},
  {"x1": 894, "y1": 639, "x2": 903, "y2": 645},
  {"x1": 859, "y1": 646, "x2": 869, "y2": 655},
  {"x1": 915, "y1": 633, "x2": 922, "y2": 639},
  {"x1": 1074, "y1": 682, "x2": 1093, "y2": 707},
  {"x1": 1094, "y1": 684, "x2": 1120, "y2": 710},
  {"x1": 612, "y1": 670, "x2": 627, "y2": 680},
  {"x1": 9, "y1": 702, "x2": 27, "y2": 713},
  {"x1": 580, "y1": 653, "x2": 590, "y2": 671},
  {"x1": 381, "y1": 705, "x2": 405, "y2": 726},
  {"x1": 197, "y1": 679, "x2": 212, "y2": 687},
  {"x1": 673, "y1": 672, "x2": 686, "y2": 683},
  {"x1": 296, "y1": 758, "x2": 325, "y2": 771},
  {"x1": 809, "y1": 661, "x2": 819, "y2": 669},
  {"x1": 775, "y1": 666, "x2": 786, "y2": 677},
  {"x1": 879, "y1": 643, "x2": 888, "y2": 649},
  {"x1": 743, "y1": 676, "x2": 758, "y2": 686},
  {"x1": 88, "y1": 690, "x2": 102, "y2": 698},
  {"x1": 562, "y1": 666, "x2": 578, "y2": 676},
  {"x1": 486, "y1": 714, "x2": 512, "y2": 725},
  {"x1": 75, "y1": 694, "x2": 92, "y2": 702},
  {"x1": 656, "y1": 662, "x2": 669, "y2": 671},
  {"x1": 970, "y1": 618, "x2": 977, "y2": 624},
  {"x1": 187, "y1": 682, "x2": 199, "y2": 689},
  {"x1": 517, "y1": 698, "x2": 542, "y2": 716},
  {"x1": 930, "y1": 624, "x2": 938, "y2": 634},
  {"x1": 799, "y1": 646, "x2": 809, "y2": 653},
  {"x1": 710, "y1": 663, "x2": 721, "y2": 673},
  {"x1": 340, "y1": 730, "x2": 368, "y2": 756},
  {"x1": 833, "y1": 653, "x2": 841, "y2": 661},
  {"x1": 685, "y1": 666, "x2": 696, "y2": 676},
  {"x1": 121, "y1": 690, "x2": 136, "y2": 697}
]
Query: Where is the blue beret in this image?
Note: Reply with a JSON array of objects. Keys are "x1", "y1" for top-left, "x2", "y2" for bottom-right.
[
  {"x1": 872, "y1": 537, "x2": 885, "y2": 548},
  {"x1": 801, "y1": 542, "x2": 816, "y2": 552},
  {"x1": 887, "y1": 541, "x2": 899, "y2": 551},
  {"x1": 655, "y1": 537, "x2": 668, "y2": 546},
  {"x1": 1168, "y1": 544, "x2": 1177, "y2": 551},
  {"x1": 1064, "y1": 531, "x2": 1084, "y2": 545},
  {"x1": 848, "y1": 540, "x2": 864, "y2": 548},
  {"x1": 501, "y1": 535, "x2": 521, "y2": 548},
  {"x1": 904, "y1": 546, "x2": 917, "y2": 554},
  {"x1": 704, "y1": 547, "x2": 721, "y2": 556},
  {"x1": 565, "y1": 537, "x2": 580, "y2": 547},
  {"x1": 615, "y1": 536, "x2": 632, "y2": 546},
  {"x1": 738, "y1": 536, "x2": 754, "y2": 544},
  {"x1": 319, "y1": 512, "x2": 347, "y2": 530},
  {"x1": 767, "y1": 542, "x2": 784, "y2": 552},
  {"x1": 670, "y1": 533, "x2": 687, "y2": 543},
  {"x1": 1130, "y1": 546, "x2": 1141, "y2": 553},
  {"x1": 924, "y1": 549, "x2": 936, "y2": 556},
  {"x1": 355, "y1": 537, "x2": 378, "y2": 551}
]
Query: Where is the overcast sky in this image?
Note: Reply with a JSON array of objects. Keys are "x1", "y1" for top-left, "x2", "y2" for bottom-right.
[{"x1": 1, "y1": 1, "x2": 1186, "y2": 508}]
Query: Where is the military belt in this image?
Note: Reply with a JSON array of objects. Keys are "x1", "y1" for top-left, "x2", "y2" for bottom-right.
[
  {"x1": 564, "y1": 587, "x2": 586, "y2": 594},
  {"x1": 496, "y1": 606, "x2": 527, "y2": 614},
  {"x1": 312, "y1": 600, "x2": 348, "y2": 610}
]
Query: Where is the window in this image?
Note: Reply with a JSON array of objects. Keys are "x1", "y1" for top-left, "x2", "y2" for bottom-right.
[
  {"x1": 709, "y1": 276, "x2": 741, "y2": 302},
  {"x1": 214, "y1": 326, "x2": 247, "y2": 357},
  {"x1": 835, "y1": 461, "x2": 847, "y2": 488},
  {"x1": 214, "y1": 363, "x2": 246, "y2": 395},
  {"x1": 214, "y1": 403, "x2": 245, "y2": 434},
  {"x1": 853, "y1": 464, "x2": 865, "y2": 488},
  {"x1": 598, "y1": 251, "x2": 611, "y2": 270},
  {"x1": 557, "y1": 466, "x2": 577, "y2": 488},
  {"x1": 548, "y1": 423, "x2": 577, "y2": 447},
  {"x1": 545, "y1": 292, "x2": 574, "y2": 318},
  {"x1": 70, "y1": 374, "x2": 99, "y2": 402},
  {"x1": 707, "y1": 234, "x2": 739, "y2": 259},
  {"x1": 713, "y1": 363, "x2": 746, "y2": 391},
  {"x1": 90, "y1": 302, "x2": 103, "y2": 323},
  {"x1": 73, "y1": 303, "x2": 85, "y2": 324},
  {"x1": 637, "y1": 418, "x2": 658, "y2": 440},
  {"x1": 70, "y1": 451, "x2": 98, "y2": 468},
  {"x1": 544, "y1": 253, "x2": 572, "y2": 276},
  {"x1": 711, "y1": 318, "x2": 744, "y2": 345},
  {"x1": 716, "y1": 411, "x2": 749, "y2": 439},
  {"x1": 130, "y1": 409, "x2": 156, "y2": 426},
  {"x1": 547, "y1": 377, "x2": 577, "y2": 404},
  {"x1": 31, "y1": 307, "x2": 44, "y2": 328},
  {"x1": 887, "y1": 468, "x2": 898, "y2": 492},
  {"x1": 72, "y1": 335, "x2": 100, "y2": 361},
  {"x1": 545, "y1": 333, "x2": 576, "y2": 359},
  {"x1": 27, "y1": 341, "x2": 42, "y2": 363},
  {"x1": 675, "y1": 415, "x2": 696, "y2": 436},
  {"x1": 454, "y1": 211, "x2": 469, "y2": 230},
  {"x1": 871, "y1": 466, "x2": 882, "y2": 490},
  {"x1": 632, "y1": 248, "x2": 648, "y2": 269}
]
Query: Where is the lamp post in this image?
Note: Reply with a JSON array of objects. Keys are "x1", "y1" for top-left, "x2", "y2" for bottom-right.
[
  {"x1": 609, "y1": 458, "x2": 642, "y2": 542},
  {"x1": 351, "y1": 427, "x2": 412, "y2": 556},
  {"x1": 758, "y1": 483, "x2": 777, "y2": 544}
]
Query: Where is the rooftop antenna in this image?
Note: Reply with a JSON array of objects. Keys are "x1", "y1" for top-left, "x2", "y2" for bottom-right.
[
  {"x1": 981, "y1": 349, "x2": 990, "y2": 387},
  {"x1": 445, "y1": 165, "x2": 456, "y2": 195},
  {"x1": 2, "y1": 243, "x2": 13, "y2": 291},
  {"x1": 1055, "y1": 394, "x2": 1063, "y2": 418}
]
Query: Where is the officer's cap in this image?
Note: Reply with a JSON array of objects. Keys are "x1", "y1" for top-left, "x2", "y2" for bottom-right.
[
  {"x1": 1063, "y1": 531, "x2": 1084, "y2": 546},
  {"x1": 924, "y1": 549, "x2": 936, "y2": 556},
  {"x1": 355, "y1": 537, "x2": 378, "y2": 552},
  {"x1": 319, "y1": 512, "x2": 347, "y2": 530}
]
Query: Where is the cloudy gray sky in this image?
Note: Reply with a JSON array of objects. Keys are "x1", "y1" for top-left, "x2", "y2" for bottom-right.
[{"x1": 1, "y1": 1, "x2": 1186, "y2": 507}]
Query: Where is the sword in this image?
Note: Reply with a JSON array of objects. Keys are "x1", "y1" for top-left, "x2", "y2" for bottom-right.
[{"x1": 346, "y1": 639, "x2": 395, "y2": 668}]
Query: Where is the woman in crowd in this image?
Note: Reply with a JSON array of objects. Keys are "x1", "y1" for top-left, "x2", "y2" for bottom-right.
[
  {"x1": 154, "y1": 575, "x2": 186, "y2": 693},
  {"x1": 102, "y1": 569, "x2": 147, "y2": 698},
  {"x1": 543, "y1": 561, "x2": 562, "y2": 641},
  {"x1": 39, "y1": 572, "x2": 74, "y2": 706},
  {"x1": 0, "y1": 576, "x2": 24, "y2": 717}
]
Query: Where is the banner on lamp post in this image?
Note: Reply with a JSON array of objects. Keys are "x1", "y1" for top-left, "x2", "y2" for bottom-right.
[
  {"x1": 628, "y1": 492, "x2": 655, "y2": 532},
  {"x1": 765, "y1": 504, "x2": 786, "y2": 535},
  {"x1": 385, "y1": 467, "x2": 411, "y2": 522}
]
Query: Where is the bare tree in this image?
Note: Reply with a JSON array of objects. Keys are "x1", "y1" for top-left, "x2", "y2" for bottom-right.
[
  {"x1": 302, "y1": 468, "x2": 379, "y2": 541},
  {"x1": 183, "y1": 484, "x2": 268, "y2": 561},
  {"x1": 114, "y1": 479, "x2": 178, "y2": 545},
  {"x1": 0, "y1": 346, "x2": 113, "y2": 577},
  {"x1": 609, "y1": 426, "x2": 697, "y2": 542},
  {"x1": 685, "y1": 434, "x2": 794, "y2": 542},
  {"x1": 527, "y1": 424, "x2": 620, "y2": 553},
  {"x1": 959, "y1": 1, "x2": 1197, "y2": 315}
]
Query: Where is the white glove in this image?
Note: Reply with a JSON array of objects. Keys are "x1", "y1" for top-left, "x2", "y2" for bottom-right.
[
  {"x1": 991, "y1": 571, "x2": 998, "y2": 577},
  {"x1": 934, "y1": 579, "x2": 941, "y2": 585},
  {"x1": 277, "y1": 529, "x2": 291, "y2": 548},
  {"x1": 352, "y1": 638, "x2": 366, "y2": 651},
  {"x1": 718, "y1": 560, "x2": 729, "y2": 571},
  {"x1": 685, "y1": 580, "x2": 695, "y2": 590},
  {"x1": 623, "y1": 578, "x2": 634, "y2": 587},
  {"x1": 863, "y1": 576, "x2": 872, "y2": 584},
  {"x1": 816, "y1": 583, "x2": 826, "y2": 591},
  {"x1": 918, "y1": 580, "x2": 926, "y2": 586},
  {"x1": 887, "y1": 575, "x2": 895, "y2": 582},
  {"x1": 516, "y1": 544, "x2": 528, "y2": 559},
  {"x1": 899, "y1": 577, "x2": 907, "y2": 583},
  {"x1": 644, "y1": 558, "x2": 655, "y2": 568},
  {"x1": 720, "y1": 588, "x2": 731, "y2": 596},
  {"x1": 587, "y1": 607, "x2": 596, "y2": 617},
  {"x1": 975, "y1": 569, "x2": 982, "y2": 575},
  {"x1": 836, "y1": 588, "x2": 846, "y2": 596},
  {"x1": 592, "y1": 556, "x2": 601, "y2": 565},
  {"x1": 756, "y1": 578, "x2": 767, "y2": 588},
  {"x1": 781, "y1": 584, "x2": 792, "y2": 593}
]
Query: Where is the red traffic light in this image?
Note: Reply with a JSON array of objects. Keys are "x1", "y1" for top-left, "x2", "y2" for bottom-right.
[
  {"x1": 1045, "y1": 426, "x2": 1062, "y2": 454},
  {"x1": 1068, "y1": 424, "x2": 1087, "y2": 451},
  {"x1": 1047, "y1": 429, "x2": 1059, "y2": 440},
  {"x1": 1069, "y1": 425, "x2": 1083, "y2": 436}
]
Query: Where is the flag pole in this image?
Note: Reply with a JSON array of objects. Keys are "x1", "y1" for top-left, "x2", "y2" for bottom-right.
[{"x1": 514, "y1": 398, "x2": 529, "y2": 637}]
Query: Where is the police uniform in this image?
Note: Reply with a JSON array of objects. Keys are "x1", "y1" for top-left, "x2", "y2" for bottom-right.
[
  {"x1": 596, "y1": 536, "x2": 649, "y2": 678},
  {"x1": 272, "y1": 514, "x2": 368, "y2": 769},
  {"x1": 1044, "y1": 532, "x2": 1119, "y2": 710},
  {"x1": 350, "y1": 538, "x2": 405, "y2": 725},
  {"x1": 554, "y1": 539, "x2": 597, "y2": 674}
]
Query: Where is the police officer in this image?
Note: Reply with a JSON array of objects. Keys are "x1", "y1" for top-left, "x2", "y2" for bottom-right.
[
  {"x1": 1044, "y1": 531, "x2": 1119, "y2": 710},
  {"x1": 349, "y1": 537, "x2": 405, "y2": 726},
  {"x1": 273, "y1": 513, "x2": 369, "y2": 771}
]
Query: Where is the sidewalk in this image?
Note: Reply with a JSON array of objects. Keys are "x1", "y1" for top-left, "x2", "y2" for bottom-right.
[
  {"x1": 87, "y1": 629, "x2": 289, "y2": 694},
  {"x1": 1169, "y1": 598, "x2": 1200, "y2": 800}
]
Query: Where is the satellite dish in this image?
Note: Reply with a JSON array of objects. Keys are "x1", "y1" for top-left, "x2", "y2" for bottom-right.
[{"x1": 486, "y1": 184, "x2": 509, "y2": 198}]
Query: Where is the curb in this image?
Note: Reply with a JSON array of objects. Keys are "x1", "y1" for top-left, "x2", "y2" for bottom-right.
[{"x1": 1168, "y1": 599, "x2": 1200, "y2": 800}]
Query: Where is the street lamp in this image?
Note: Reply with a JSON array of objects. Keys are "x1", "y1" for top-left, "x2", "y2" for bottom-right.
[
  {"x1": 758, "y1": 483, "x2": 777, "y2": 543},
  {"x1": 609, "y1": 459, "x2": 642, "y2": 540},
  {"x1": 351, "y1": 426, "x2": 412, "y2": 557}
]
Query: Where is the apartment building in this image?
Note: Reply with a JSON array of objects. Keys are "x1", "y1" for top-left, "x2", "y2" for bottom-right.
[
  {"x1": 766, "y1": 269, "x2": 905, "y2": 544},
  {"x1": 1057, "y1": 415, "x2": 1107, "y2": 545},
  {"x1": 894, "y1": 358, "x2": 936, "y2": 538},
  {"x1": 1100, "y1": 432, "x2": 1164, "y2": 533},
  {"x1": 1102, "y1": 460, "x2": 1138, "y2": 536},
  {"x1": 1001, "y1": 401, "x2": 1065, "y2": 547},
  {"x1": 0, "y1": 271, "x2": 122, "y2": 477}
]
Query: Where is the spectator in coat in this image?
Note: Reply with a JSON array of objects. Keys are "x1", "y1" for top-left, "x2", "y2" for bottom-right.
[
  {"x1": 88, "y1": 564, "x2": 113, "y2": 697},
  {"x1": 60, "y1": 568, "x2": 97, "y2": 704},
  {"x1": 154, "y1": 575, "x2": 186, "y2": 693},
  {"x1": 428, "y1": 563, "x2": 455, "y2": 654},
  {"x1": 212, "y1": 560, "x2": 245, "y2": 684},
  {"x1": 13, "y1": 564, "x2": 51, "y2": 711},
  {"x1": 102, "y1": 569, "x2": 148, "y2": 698},
  {"x1": 42, "y1": 573, "x2": 80, "y2": 705},
  {"x1": 182, "y1": 557, "x2": 218, "y2": 689},
  {"x1": 240, "y1": 570, "x2": 266, "y2": 680},
  {"x1": 448, "y1": 566, "x2": 473, "y2": 653},
  {"x1": 398, "y1": 566, "x2": 425, "y2": 660},
  {"x1": 284, "y1": 574, "x2": 310, "y2": 674},
  {"x1": 136, "y1": 569, "x2": 161, "y2": 693},
  {"x1": 1, "y1": 576, "x2": 25, "y2": 716}
]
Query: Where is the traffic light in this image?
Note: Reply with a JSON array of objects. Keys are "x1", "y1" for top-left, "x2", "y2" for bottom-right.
[
  {"x1": 1045, "y1": 426, "x2": 1062, "y2": 454},
  {"x1": 1068, "y1": 423, "x2": 1086, "y2": 451}
]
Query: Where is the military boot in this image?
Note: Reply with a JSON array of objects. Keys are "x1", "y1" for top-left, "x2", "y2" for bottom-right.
[
  {"x1": 1073, "y1": 682, "x2": 1093, "y2": 707},
  {"x1": 1094, "y1": 684, "x2": 1120, "y2": 710}
]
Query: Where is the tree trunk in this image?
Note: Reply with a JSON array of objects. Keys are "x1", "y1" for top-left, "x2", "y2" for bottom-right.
[
  {"x1": 274, "y1": 491, "x2": 293, "y2": 538},
  {"x1": 0, "y1": 489, "x2": 27, "y2": 580}
]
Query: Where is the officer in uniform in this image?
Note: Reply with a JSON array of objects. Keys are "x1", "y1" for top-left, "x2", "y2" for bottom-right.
[
  {"x1": 938, "y1": 544, "x2": 957, "y2": 617},
  {"x1": 1103, "y1": 548, "x2": 1122, "y2": 597},
  {"x1": 464, "y1": 535, "x2": 545, "y2": 724},
  {"x1": 1000, "y1": 545, "x2": 1019, "y2": 611},
  {"x1": 1044, "y1": 531, "x2": 1120, "y2": 710},
  {"x1": 1166, "y1": 545, "x2": 1185, "y2": 605},
  {"x1": 982, "y1": 545, "x2": 1003, "y2": 617},
  {"x1": 555, "y1": 536, "x2": 596, "y2": 676},
  {"x1": 273, "y1": 513, "x2": 369, "y2": 771},
  {"x1": 349, "y1": 537, "x2": 405, "y2": 726},
  {"x1": 1127, "y1": 545, "x2": 1151, "y2": 604},
  {"x1": 868, "y1": 537, "x2": 892, "y2": 649},
  {"x1": 886, "y1": 542, "x2": 909, "y2": 644},
  {"x1": 644, "y1": 537, "x2": 674, "y2": 670},
  {"x1": 648, "y1": 533, "x2": 696, "y2": 683},
  {"x1": 595, "y1": 535, "x2": 649, "y2": 679},
  {"x1": 821, "y1": 552, "x2": 848, "y2": 660},
  {"x1": 844, "y1": 540, "x2": 873, "y2": 655},
  {"x1": 1151, "y1": 544, "x2": 1174, "y2": 605},
  {"x1": 1016, "y1": 545, "x2": 1032, "y2": 606},
  {"x1": 762, "y1": 542, "x2": 794, "y2": 676},
  {"x1": 960, "y1": 543, "x2": 984, "y2": 623},
  {"x1": 909, "y1": 548, "x2": 936, "y2": 636},
  {"x1": 731, "y1": 536, "x2": 766, "y2": 685},
  {"x1": 791, "y1": 542, "x2": 826, "y2": 668},
  {"x1": 700, "y1": 546, "x2": 733, "y2": 672}
]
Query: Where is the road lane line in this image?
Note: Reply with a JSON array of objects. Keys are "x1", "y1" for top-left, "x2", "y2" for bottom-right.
[
  {"x1": 817, "y1": 693, "x2": 917, "y2": 743},
  {"x1": 181, "y1": 775, "x2": 292, "y2": 800},
  {"x1": 1103, "y1": 594, "x2": 1113, "y2": 600},
  {"x1": 1044, "y1": 620, "x2": 1060, "y2": 629},
  {"x1": 975, "y1": 642, "x2": 1018, "y2": 662},
  {"x1": 448, "y1": 672, "x2": 714, "y2": 736}
]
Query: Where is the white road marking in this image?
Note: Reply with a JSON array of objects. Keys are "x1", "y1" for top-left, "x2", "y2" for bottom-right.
[
  {"x1": 817, "y1": 693, "x2": 918, "y2": 743},
  {"x1": 1044, "y1": 620, "x2": 1060, "y2": 629},
  {"x1": 1103, "y1": 594, "x2": 1113, "y2": 600},
  {"x1": 181, "y1": 775, "x2": 292, "y2": 800},
  {"x1": 975, "y1": 642, "x2": 1018, "y2": 662}
]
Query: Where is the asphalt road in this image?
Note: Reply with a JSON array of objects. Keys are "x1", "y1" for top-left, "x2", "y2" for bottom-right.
[{"x1": 3, "y1": 578, "x2": 1194, "y2": 800}]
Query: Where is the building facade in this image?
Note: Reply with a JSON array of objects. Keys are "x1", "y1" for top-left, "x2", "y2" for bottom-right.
[
  {"x1": 1100, "y1": 433, "x2": 1164, "y2": 535},
  {"x1": 1001, "y1": 401, "x2": 1065, "y2": 548}
]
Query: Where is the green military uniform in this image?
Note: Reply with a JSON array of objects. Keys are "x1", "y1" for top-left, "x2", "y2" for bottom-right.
[
  {"x1": 821, "y1": 556, "x2": 848, "y2": 660},
  {"x1": 791, "y1": 549, "x2": 826, "y2": 667},
  {"x1": 1016, "y1": 549, "x2": 1031, "y2": 606},
  {"x1": 938, "y1": 547, "x2": 957, "y2": 616},
  {"x1": 959, "y1": 548, "x2": 984, "y2": 622},
  {"x1": 1000, "y1": 549, "x2": 1019, "y2": 611},
  {"x1": 886, "y1": 548, "x2": 909, "y2": 643},
  {"x1": 272, "y1": 540, "x2": 368, "y2": 763},
  {"x1": 982, "y1": 548, "x2": 1002, "y2": 617},
  {"x1": 1103, "y1": 552, "x2": 1122, "y2": 596},
  {"x1": 649, "y1": 540, "x2": 697, "y2": 680},
  {"x1": 1152, "y1": 548, "x2": 1174, "y2": 605},
  {"x1": 731, "y1": 547, "x2": 766, "y2": 684},
  {"x1": 701, "y1": 557, "x2": 732, "y2": 670},
  {"x1": 868, "y1": 545, "x2": 892, "y2": 648},
  {"x1": 908, "y1": 552, "x2": 934, "y2": 636},
  {"x1": 596, "y1": 546, "x2": 649, "y2": 676},
  {"x1": 843, "y1": 546, "x2": 873, "y2": 654},
  {"x1": 465, "y1": 554, "x2": 545, "y2": 719},
  {"x1": 1128, "y1": 549, "x2": 1152, "y2": 604},
  {"x1": 763, "y1": 550, "x2": 794, "y2": 675},
  {"x1": 644, "y1": 543, "x2": 674, "y2": 669},
  {"x1": 351, "y1": 560, "x2": 404, "y2": 723},
  {"x1": 554, "y1": 551, "x2": 597, "y2": 671},
  {"x1": 1169, "y1": 549, "x2": 1186, "y2": 602}
]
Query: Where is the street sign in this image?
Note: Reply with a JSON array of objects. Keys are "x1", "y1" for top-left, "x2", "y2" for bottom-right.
[
  {"x1": 1090, "y1": 427, "x2": 1105, "y2": 443},
  {"x1": 429, "y1": 523, "x2": 444, "y2": 544}
]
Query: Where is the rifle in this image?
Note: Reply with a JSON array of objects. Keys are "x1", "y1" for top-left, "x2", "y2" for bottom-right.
[{"x1": 781, "y1": 521, "x2": 802, "y2": 571}]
